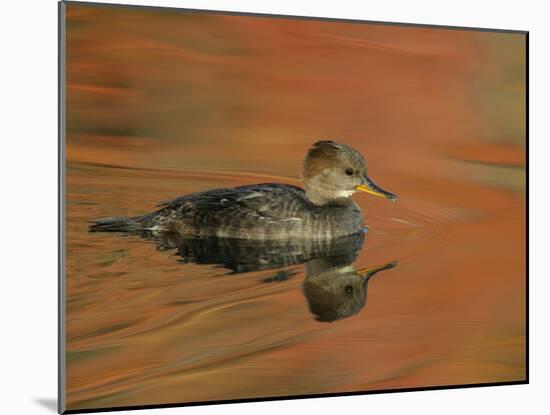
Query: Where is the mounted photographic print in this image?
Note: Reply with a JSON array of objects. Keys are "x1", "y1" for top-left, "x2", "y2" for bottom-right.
[{"x1": 58, "y1": 1, "x2": 528, "y2": 413}]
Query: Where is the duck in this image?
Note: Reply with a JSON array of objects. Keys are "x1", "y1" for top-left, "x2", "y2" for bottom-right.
[{"x1": 89, "y1": 140, "x2": 397, "y2": 240}]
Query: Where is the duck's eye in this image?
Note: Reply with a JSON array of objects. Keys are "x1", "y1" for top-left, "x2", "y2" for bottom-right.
[
  {"x1": 345, "y1": 285, "x2": 354, "y2": 297},
  {"x1": 345, "y1": 168, "x2": 354, "y2": 176}
]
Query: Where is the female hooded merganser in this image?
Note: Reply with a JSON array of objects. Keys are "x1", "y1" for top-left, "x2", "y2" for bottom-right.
[{"x1": 90, "y1": 140, "x2": 397, "y2": 239}]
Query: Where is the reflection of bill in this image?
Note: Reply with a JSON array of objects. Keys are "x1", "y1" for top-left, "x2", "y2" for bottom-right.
[
  {"x1": 117, "y1": 229, "x2": 397, "y2": 323},
  {"x1": 303, "y1": 260, "x2": 397, "y2": 323}
]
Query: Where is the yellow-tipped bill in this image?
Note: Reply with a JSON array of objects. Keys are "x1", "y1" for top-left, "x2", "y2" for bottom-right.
[{"x1": 356, "y1": 176, "x2": 397, "y2": 202}]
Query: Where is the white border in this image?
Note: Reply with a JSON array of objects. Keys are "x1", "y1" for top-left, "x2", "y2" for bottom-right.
[{"x1": 2, "y1": 1, "x2": 544, "y2": 414}]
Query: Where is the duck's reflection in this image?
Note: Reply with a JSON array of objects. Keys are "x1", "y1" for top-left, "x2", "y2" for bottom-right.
[{"x1": 136, "y1": 230, "x2": 397, "y2": 322}]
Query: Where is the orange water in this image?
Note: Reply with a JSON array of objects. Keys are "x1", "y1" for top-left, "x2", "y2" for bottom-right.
[{"x1": 64, "y1": 4, "x2": 526, "y2": 411}]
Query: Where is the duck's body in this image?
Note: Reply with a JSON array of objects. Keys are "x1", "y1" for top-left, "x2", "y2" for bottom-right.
[
  {"x1": 92, "y1": 183, "x2": 364, "y2": 239},
  {"x1": 90, "y1": 141, "x2": 396, "y2": 239}
]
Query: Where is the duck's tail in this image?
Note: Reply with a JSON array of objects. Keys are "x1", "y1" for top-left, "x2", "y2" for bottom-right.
[{"x1": 89, "y1": 216, "x2": 143, "y2": 232}]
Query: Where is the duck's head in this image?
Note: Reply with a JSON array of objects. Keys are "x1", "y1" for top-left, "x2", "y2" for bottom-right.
[{"x1": 302, "y1": 140, "x2": 397, "y2": 206}]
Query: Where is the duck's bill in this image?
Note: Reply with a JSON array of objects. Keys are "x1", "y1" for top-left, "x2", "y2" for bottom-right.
[{"x1": 356, "y1": 177, "x2": 398, "y2": 202}]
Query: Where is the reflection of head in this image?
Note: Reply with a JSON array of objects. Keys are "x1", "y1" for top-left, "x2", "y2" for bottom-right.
[{"x1": 303, "y1": 261, "x2": 396, "y2": 322}]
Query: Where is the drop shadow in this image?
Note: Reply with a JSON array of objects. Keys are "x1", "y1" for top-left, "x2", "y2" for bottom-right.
[{"x1": 34, "y1": 398, "x2": 57, "y2": 413}]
